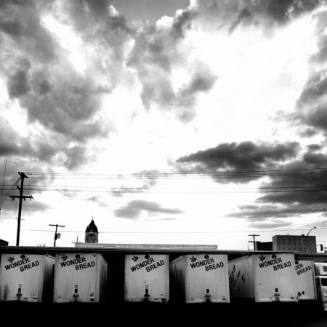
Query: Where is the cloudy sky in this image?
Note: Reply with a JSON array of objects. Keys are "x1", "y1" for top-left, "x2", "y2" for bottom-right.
[{"x1": 1, "y1": 0, "x2": 327, "y2": 249}]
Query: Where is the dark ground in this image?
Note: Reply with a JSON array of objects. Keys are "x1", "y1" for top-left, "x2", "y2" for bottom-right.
[{"x1": 1, "y1": 301, "x2": 327, "y2": 327}]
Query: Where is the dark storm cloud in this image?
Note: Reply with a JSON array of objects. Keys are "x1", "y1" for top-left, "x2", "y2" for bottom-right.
[
  {"x1": 0, "y1": 143, "x2": 19, "y2": 157},
  {"x1": 258, "y1": 165, "x2": 327, "y2": 206},
  {"x1": 0, "y1": 0, "x2": 113, "y2": 170},
  {"x1": 293, "y1": 9, "x2": 327, "y2": 136},
  {"x1": 7, "y1": 59, "x2": 31, "y2": 98},
  {"x1": 307, "y1": 144, "x2": 323, "y2": 152},
  {"x1": 230, "y1": 146, "x2": 327, "y2": 221},
  {"x1": 297, "y1": 72, "x2": 327, "y2": 107},
  {"x1": 129, "y1": 6, "x2": 195, "y2": 71},
  {"x1": 5, "y1": 61, "x2": 108, "y2": 169},
  {"x1": 229, "y1": 8, "x2": 253, "y2": 34},
  {"x1": 0, "y1": 0, "x2": 57, "y2": 63},
  {"x1": 230, "y1": 203, "x2": 320, "y2": 220},
  {"x1": 257, "y1": 142, "x2": 327, "y2": 206},
  {"x1": 312, "y1": 35, "x2": 327, "y2": 63},
  {"x1": 136, "y1": 63, "x2": 217, "y2": 121},
  {"x1": 311, "y1": 10, "x2": 327, "y2": 63},
  {"x1": 128, "y1": 6, "x2": 215, "y2": 121},
  {"x1": 18, "y1": 66, "x2": 107, "y2": 142},
  {"x1": 295, "y1": 72, "x2": 327, "y2": 135},
  {"x1": 263, "y1": 0, "x2": 320, "y2": 23},
  {"x1": 60, "y1": 0, "x2": 133, "y2": 91},
  {"x1": 62, "y1": 0, "x2": 132, "y2": 43},
  {"x1": 299, "y1": 128, "x2": 318, "y2": 138},
  {"x1": 193, "y1": 0, "x2": 322, "y2": 33},
  {"x1": 171, "y1": 8, "x2": 195, "y2": 39},
  {"x1": 115, "y1": 200, "x2": 183, "y2": 219},
  {"x1": 177, "y1": 141, "x2": 299, "y2": 182}
]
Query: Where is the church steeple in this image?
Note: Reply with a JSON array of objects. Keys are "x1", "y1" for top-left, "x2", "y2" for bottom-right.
[{"x1": 85, "y1": 219, "x2": 98, "y2": 243}]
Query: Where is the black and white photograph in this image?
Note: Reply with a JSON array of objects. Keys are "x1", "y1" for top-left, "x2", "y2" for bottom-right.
[{"x1": 1, "y1": 0, "x2": 327, "y2": 326}]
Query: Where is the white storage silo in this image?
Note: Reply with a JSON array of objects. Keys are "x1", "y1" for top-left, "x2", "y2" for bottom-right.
[
  {"x1": 170, "y1": 254, "x2": 230, "y2": 303},
  {"x1": 0, "y1": 253, "x2": 54, "y2": 302},
  {"x1": 53, "y1": 253, "x2": 107, "y2": 303},
  {"x1": 124, "y1": 254, "x2": 169, "y2": 302}
]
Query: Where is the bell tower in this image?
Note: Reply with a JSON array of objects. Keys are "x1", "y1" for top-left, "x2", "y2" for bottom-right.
[{"x1": 85, "y1": 219, "x2": 98, "y2": 243}]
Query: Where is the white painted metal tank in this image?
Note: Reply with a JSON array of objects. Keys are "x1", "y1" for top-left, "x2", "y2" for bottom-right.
[{"x1": 124, "y1": 254, "x2": 169, "y2": 302}]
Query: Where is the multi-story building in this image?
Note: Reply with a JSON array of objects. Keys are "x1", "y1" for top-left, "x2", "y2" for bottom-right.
[{"x1": 272, "y1": 235, "x2": 317, "y2": 254}]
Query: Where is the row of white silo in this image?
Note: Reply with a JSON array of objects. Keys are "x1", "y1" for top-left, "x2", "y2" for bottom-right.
[{"x1": 0, "y1": 251, "x2": 319, "y2": 303}]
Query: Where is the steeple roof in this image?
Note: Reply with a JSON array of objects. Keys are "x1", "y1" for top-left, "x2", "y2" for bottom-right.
[{"x1": 85, "y1": 219, "x2": 98, "y2": 233}]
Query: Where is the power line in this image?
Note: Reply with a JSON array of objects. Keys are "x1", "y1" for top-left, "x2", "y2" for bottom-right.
[
  {"x1": 25, "y1": 227, "x2": 327, "y2": 234},
  {"x1": 26, "y1": 166, "x2": 327, "y2": 175},
  {"x1": 2, "y1": 184, "x2": 327, "y2": 193},
  {"x1": 24, "y1": 167, "x2": 327, "y2": 182}
]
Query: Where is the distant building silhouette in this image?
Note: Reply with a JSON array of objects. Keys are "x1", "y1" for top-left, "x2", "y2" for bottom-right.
[
  {"x1": 255, "y1": 241, "x2": 273, "y2": 251},
  {"x1": 273, "y1": 235, "x2": 317, "y2": 254},
  {"x1": 85, "y1": 219, "x2": 98, "y2": 243}
]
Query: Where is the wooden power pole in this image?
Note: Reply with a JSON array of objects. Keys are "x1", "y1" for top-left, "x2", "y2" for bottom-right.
[
  {"x1": 49, "y1": 224, "x2": 65, "y2": 247},
  {"x1": 9, "y1": 172, "x2": 33, "y2": 246},
  {"x1": 248, "y1": 234, "x2": 260, "y2": 251}
]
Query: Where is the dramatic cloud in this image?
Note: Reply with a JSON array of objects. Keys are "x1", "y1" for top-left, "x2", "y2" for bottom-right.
[
  {"x1": 230, "y1": 147, "x2": 327, "y2": 220},
  {"x1": 185, "y1": 0, "x2": 322, "y2": 36},
  {"x1": 0, "y1": 0, "x2": 111, "y2": 170},
  {"x1": 136, "y1": 66, "x2": 217, "y2": 122},
  {"x1": 8, "y1": 63, "x2": 107, "y2": 142},
  {"x1": 60, "y1": 0, "x2": 132, "y2": 46},
  {"x1": 177, "y1": 141, "x2": 299, "y2": 182},
  {"x1": 128, "y1": 6, "x2": 216, "y2": 121},
  {"x1": 307, "y1": 144, "x2": 323, "y2": 152},
  {"x1": 55, "y1": 0, "x2": 133, "y2": 92},
  {"x1": 115, "y1": 200, "x2": 183, "y2": 219},
  {"x1": 192, "y1": 0, "x2": 322, "y2": 30},
  {"x1": 293, "y1": 9, "x2": 327, "y2": 136},
  {"x1": 230, "y1": 203, "x2": 322, "y2": 220},
  {"x1": 0, "y1": 0, "x2": 57, "y2": 63}
]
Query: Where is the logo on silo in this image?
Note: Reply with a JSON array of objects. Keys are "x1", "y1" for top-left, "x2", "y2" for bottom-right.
[
  {"x1": 132, "y1": 256, "x2": 138, "y2": 262},
  {"x1": 7, "y1": 257, "x2": 14, "y2": 263},
  {"x1": 190, "y1": 256, "x2": 197, "y2": 263},
  {"x1": 259, "y1": 255, "x2": 265, "y2": 261}
]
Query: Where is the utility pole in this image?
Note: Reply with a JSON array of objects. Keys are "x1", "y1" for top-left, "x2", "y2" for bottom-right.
[
  {"x1": 9, "y1": 172, "x2": 33, "y2": 246},
  {"x1": 248, "y1": 234, "x2": 260, "y2": 251},
  {"x1": 49, "y1": 224, "x2": 65, "y2": 247}
]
